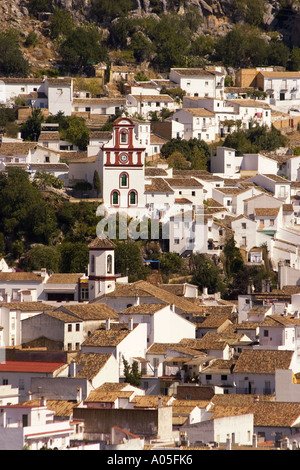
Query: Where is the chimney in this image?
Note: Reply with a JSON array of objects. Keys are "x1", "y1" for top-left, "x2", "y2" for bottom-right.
[
  {"x1": 295, "y1": 311, "x2": 299, "y2": 319},
  {"x1": 226, "y1": 434, "x2": 231, "y2": 450},
  {"x1": 40, "y1": 396, "x2": 46, "y2": 406},
  {"x1": 28, "y1": 391, "x2": 32, "y2": 401},
  {"x1": 106, "y1": 318, "x2": 110, "y2": 330},
  {"x1": 77, "y1": 387, "x2": 82, "y2": 403},
  {"x1": 128, "y1": 317, "x2": 133, "y2": 331},
  {"x1": 69, "y1": 360, "x2": 77, "y2": 377}
]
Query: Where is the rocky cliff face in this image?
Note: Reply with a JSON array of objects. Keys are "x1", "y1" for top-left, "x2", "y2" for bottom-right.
[{"x1": 1, "y1": 0, "x2": 300, "y2": 71}]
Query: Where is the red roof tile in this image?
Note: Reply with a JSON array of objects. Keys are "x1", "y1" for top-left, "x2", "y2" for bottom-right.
[{"x1": 0, "y1": 361, "x2": 66, "y2": 373}]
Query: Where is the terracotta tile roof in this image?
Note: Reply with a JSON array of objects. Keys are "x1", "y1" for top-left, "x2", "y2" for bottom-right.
[
  {"x1": 0, "y1": 272, "x2": 44, "y2": 282},
  {"x1": 150, "y1": 133, "x2": 168, "y2": 144},
  {"x1": 165, "y1": 177, "x2": 203, "y2": 188},
  {"x1": 147, "y1": 343, "x2": 178, "y2": 355},
  {"x1": 73, "y1": 97, "x2": 126, "y2": 104},
  {"x1": 172, "y1": 68, "x2": 221, "y2": 77},
  {"x1": 263, "y1": 173, "x2": 290, "y2": 182},
  {"x1": 145, "y1": 168, "x2": 168, "y2": 177},
  {"x1": 248, "y1": 401, "x2": 300, "y2": 427},
  {"x1": 100, "y1": 280, "x2": 204, "y2": 314},
  {"x1": 258, "y1": 71, "x2": 300, "y2": 78},
  {"x1": 89, "y1": 131, "x2": 112, "y2": 140},
  {"x1": 46, "y1": 273, "x2": 84, "y2": 284},
  {"x1": 0, "y1": 361, "x2": 67, "y2": 373},
  {"x1": 172, "y1": 399, "x2": 210, "y2": 409},
  {"x1": 202, "y1": 358, "x2": 236, "y2": 373},
  {"x1": 182, "y1": 108, "x2": 215, "y2": 117},
  {"x1": 81, "y1": 324, "x2": 133, "y2": 347},
  {"x1": 254, "y1": 207, "x2": 280, "y2": 217},
  {"x1": 88, "y1": 235, "x2": 116, "y2": 249},
  {"x1": 211, "y1": 394, "x2": 274, "y2": 407},
  {"x1": 144, "y1": 177, "x2": 174, "y2": 193},
  {"x1": 38, "y1": 132, "x2": 60, "y2": 141},
  {"x1": 233, "y1": 349, "x2": 294, "y2": 374},
  {"x1": 0, "y1": 142, "x2": 38, "y2": 155},
  {"x1": 199, "y1": 314, "x2": 233, "y2": 328},
  {"x1": 191, "y1": 332, "x2": 234, "y2": 351},
  {"x1": 160, "y1": 284, "x2": 196, "y2": 297},
  {"x1": 85, "y1": 389, "x2": 133, "y2": 403},
  {"x1": 40, "y1": 309, "x2": 79, "y2": 323},
  {"x1": 94, "y1": 382, "x2": 130, "y2": 392},
  {"x1": 58, "y1": 304, "x2": 118, "y2": 321},
  {"x1": 0, "y1": 77, "x2": 43, "y2": 83},
  {"x1": 216, "y1": 187, "x2": 249, "y2": 195},
  {"x1": 132, "y1": 395, "x2": 173, "y2": 408},
  {"x1": 20, "y1": 399, "x2": 76, "y2": 417},
  {"x1": 226, "y1": 99, "x2": 271, "y2": 109},
  {"x1": 0, "y1": 302, "x2": 56, "y2": 311},
  {"x1": 30, "y1": 163, "x2": 69, "y2": 170},
  {"x1": 167, "y1": 344, "x2": 206, "y2": 357},
  {"x1": 121, "y1": 303, "x2": 166, "y2": 315},
  {"x1": 173, "y1": 170, "x2": 223, "y2": 181},
  {"x1": 131, "y1": 94, "x2": 174, "y2": 102},
  {"x1": 47, "y1": 78, "x2": 72, "y2": 86},
  {"x1": 260, "y1": 314, "x2": 300, "y2": 327},
  {"x1": 73, "y1": 352, "x2": 113, "y2": 380}
]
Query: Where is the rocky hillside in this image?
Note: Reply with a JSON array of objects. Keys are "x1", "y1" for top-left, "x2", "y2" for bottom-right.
[{"x1": 1, "y1": 0, "x2": 300, "y2": 72}]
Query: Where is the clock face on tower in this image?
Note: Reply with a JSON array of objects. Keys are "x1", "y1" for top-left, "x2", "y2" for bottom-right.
[{"x1": 119, "y1": 153, "x2": 128, "y2": 164}]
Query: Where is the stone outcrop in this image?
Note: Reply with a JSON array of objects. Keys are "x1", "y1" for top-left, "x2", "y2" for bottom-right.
[{"x1": 0, "y1": 0, "x2": 299, "y2": 71}]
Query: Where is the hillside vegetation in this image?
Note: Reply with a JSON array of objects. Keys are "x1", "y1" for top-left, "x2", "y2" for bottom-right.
[{"x1": 1, "y1": 0, "x2": 300, "y2": 77}]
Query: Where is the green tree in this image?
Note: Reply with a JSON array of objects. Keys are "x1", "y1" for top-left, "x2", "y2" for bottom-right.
[
  {"x1": 0, "y1": 168, "x2": 58, "y2": 247},
  {"x1": 50, "y1": 8, "x2": 74, "y2": 40},
  {"x1": 159, "y1": 252, "x2": 183, "y2": 280},
  {"x1": 151, "y1": 15, "x2": 190, "y2": 70},
  {"x1": 223, "y1": 237, "x2": 244, "y2": 280},
  {"x1": 93, "y1": 170, "x2": 102, "y2": 197},
  {"x1": 0, "y1": 233, "x2": 5, "y2": 256},
  {"x1": 161, "y1": 138, "x2": 210, "y2": 169},
  {"x1": 123, "y1": 358, "x2": 142, "y2": 386},
  {"x1": 28, "y1": 0, "x2": 53, "y2": 17},
  {"x1": 60, "y1": 116, "x2": 90, "y2": 151},
  {"x1": 288, "y1": 47, "x2": 300, "y2": 71},
  {"x1": 21, "y1": 109, "x2": 44, "y2": 142},
  {"x1": 214, "y1": 24, "x2": 268, "y2": 68},
  {"x1": 21, "y1": 245, "x2": 61, "y2": 272},
  {"x1": 0, "y1": 106, "x2": 16, "y2": 127},
  {"x1": 24, "y1": 31, "x2": 39, "y2": 48},
  {"x1": 167, "y1": 152, "x2": 189, "y2": 170},
  {"x1": 223, "y1": 125, "x2": 288, "y2": 155},
  {"x1": 59, "y1": 25, "x2": 107, "y2": 73},
  {"x1": 115, "y1": 241, "x2": 148, "y2": 282},
  {"x1": 266, "y1": 40, "x2": 290, "y2": 68},
  {"x1": 130, "y1": 32, "x2": 155, "y2": 63},
  {"x1": 34, "y1": 172, "x2": 64, "y2": 189},
  {"x1": 91, "y1": 0, "x2": 134, "y2": 22},
  {"x1": 190, "y1": 254, "x2": 225, "y2": 294},
  {"x1": 189, "y1": 35, "x2": 215, "y2": 58},
  {"x1": 0, "y1": 29, "x2": 30, "y2": 77},
  {"x1": 59, "y1": 242, "x2": 89, "y2": 273}
]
